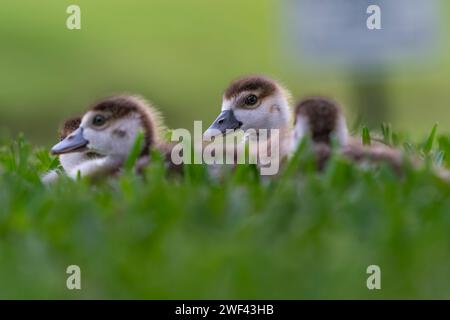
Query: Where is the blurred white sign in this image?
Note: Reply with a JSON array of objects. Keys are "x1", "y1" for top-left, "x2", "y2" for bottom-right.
[{"x1": 283, "y1": 0, "x2": 441, "y2": 68}]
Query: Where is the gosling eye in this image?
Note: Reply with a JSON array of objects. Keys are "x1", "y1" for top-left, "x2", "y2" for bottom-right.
[
  {"x1": 92, "y1": 114, "x2": 106, "y2": 127},
  {"x1": 244, "y1": 94, "x2": 258, "y2": 106}
]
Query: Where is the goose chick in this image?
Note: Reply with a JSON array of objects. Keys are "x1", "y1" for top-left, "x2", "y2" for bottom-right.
[
  {"x1": 50, "y1": 95, "x2": 165, "y2": 179},
  {"x1": 292, "y1": 97, "x2": 349, "y2": 147},
  {"x1": 204, "y1": 75, "x2": 293, "y2": 175},
  {"x1": 292, "y1": 97, "x2": 405, "y2": 172}
]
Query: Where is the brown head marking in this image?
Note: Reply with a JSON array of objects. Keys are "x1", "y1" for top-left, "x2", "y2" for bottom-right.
[
  {"x1": 224, "y1": 75, "x2": 278, "y2": 101},
  {"x1": 59, "y1": 117, "x2": 81, "y2": 140},
  {"x1": 295, "y1": 97, "x2": 341, "y2": 144}
]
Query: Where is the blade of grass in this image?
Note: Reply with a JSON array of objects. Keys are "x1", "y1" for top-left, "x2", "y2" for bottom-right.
[
  {"x1": 362, "y1": 127, "x2": 371, "y2": 146},
  {"x1": 422, "y1": 123, "x2": 438, "y2": 155},
  {"x1": 124, "y1": 131, "x2": 145, "y2": 172},
  {"x1": 381, "y1": 123, "x2": 392, "y2": 145}
]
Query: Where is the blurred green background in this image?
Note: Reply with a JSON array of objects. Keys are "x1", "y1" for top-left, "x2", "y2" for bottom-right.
[
  {"x1": 2, "y1": 1, "x2": 450, "y2": 300},
  {"x1": 1, "y1": 0, "x2": 450, "y2": 145}
]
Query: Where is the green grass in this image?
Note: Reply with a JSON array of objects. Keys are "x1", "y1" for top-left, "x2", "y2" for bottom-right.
[{"x1": 1, "y1": 127, "x2": 450, "y2": 299}]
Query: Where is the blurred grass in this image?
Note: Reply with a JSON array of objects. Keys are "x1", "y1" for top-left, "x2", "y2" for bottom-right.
[
  {"x1": 1, "y1": 1, "x2": 450, "y2": 145},
  {"x1": 1, "y1": 128, "x2": 450, "y2": 298}
]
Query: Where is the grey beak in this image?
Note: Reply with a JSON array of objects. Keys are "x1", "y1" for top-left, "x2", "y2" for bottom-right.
[
  {"x1": 51, "y1": 127, "x2": 88, "y2": 155},
  {"x1": 204, "y1": 110, "x2": 242, "y2": 138}
]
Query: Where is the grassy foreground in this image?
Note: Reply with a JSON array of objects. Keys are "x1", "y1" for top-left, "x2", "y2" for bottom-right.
[{"x1": 1, "y1": 127, "x2": 450, "y2": 299}]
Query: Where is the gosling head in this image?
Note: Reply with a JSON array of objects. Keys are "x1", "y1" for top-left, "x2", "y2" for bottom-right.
[
  {"x1": 204, "y1": 75, "x2": 292, "y2": 138},
  {"x1": 51, "y1": 95, "x2": 160, "y2": 160},
  {"x1": 293, "y1": 97, "x2": 349, "y2": 147}
]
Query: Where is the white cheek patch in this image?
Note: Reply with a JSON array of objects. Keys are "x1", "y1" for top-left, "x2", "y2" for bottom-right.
[
  {"x1": 270, "y1": 104, "x2": 281, "y2": 113},
  {"x1": 234, "y1": 108, "x2": 263, "y2": 130},
  {"x1": 221, "y1": 98, "x2": 233, "y2": 111},
  {"x1": 335, "y1": 115, "x2": 349, "y2": 145},
  {"x1": 108, "y1": 115, "x2": 142, "y2": 156},
  {"x1": 292, "y1": 115, "x2": 309, "y2": 150},
  {"x1": 82, "y1": 113, "x2": 143, "y2": 158},
  {"x1": 265, "y1": 94, "x2": 291, "y2": 128}
]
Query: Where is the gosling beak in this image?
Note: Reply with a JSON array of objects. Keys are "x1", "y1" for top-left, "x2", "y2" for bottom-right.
[
  {"x1": 203, "y1": 110, "x2": 242, "y2": 139},
  {"x1": 51, "y1": 127, "x2": 88, "y2": 155}
]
